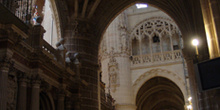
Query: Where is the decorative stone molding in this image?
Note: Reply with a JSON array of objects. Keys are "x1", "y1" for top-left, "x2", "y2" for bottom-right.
[
  {"x1": 130, "y1": 17, "x2": 180, "y2": 40},
  {"x1": 132, "y1": 68, "x2": 187, "y2": 101},
  {"x1": 99, "y1": 12, "x2": 130, "y2": 61},
  {"x1": 108, "y1": 56, "x2": 120, "y2": 92},
  {"x1": 131, "y1": 50, "x2": 182, "y2": 66},
  {"x1": 0, "y1": 55, "x2": 14, "y2": 71},
  {"x1": 133, "y1": 68, "x2": 184, "y2": 86},
  {"x1": 7, "y1": 70, "x2": 18, "y2": 110},
  {"x1": 31, "y1": 73, "x2": 42, "y2": 86},
  {"x1": 119, "y1": 26, "x2": 130, "y2": 54},
  {"x1": 66, "y1": 20, "x2": 91, "y2": 36},
  {"x1": 40, "y1": 82, "x2": 52, "y2": 93},
  {"x1": 99, "y1": 47, "x2": 130, "y2": 61}
]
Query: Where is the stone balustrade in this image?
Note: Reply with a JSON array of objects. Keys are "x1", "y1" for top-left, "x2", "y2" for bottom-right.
[{"x1": 131, "y1": 50, "x2": 182, "y2": 65}]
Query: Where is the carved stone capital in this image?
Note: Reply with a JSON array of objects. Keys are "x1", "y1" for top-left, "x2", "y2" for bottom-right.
[
  {"x1": 17, "y1": 72, "x2": 29, "y2": 87},
  {"x1": 65, "y1": 19, "x2": 94, "y2": 37},
  {"x1": 31, "y1": 74, "x2": 42, "y2": 87},
  {"x1": 40, "y1": 82, "x2": 51, "y2": 92},
  {"x1": 0, "y1": 56, "x2": 14, "y2": 72}
]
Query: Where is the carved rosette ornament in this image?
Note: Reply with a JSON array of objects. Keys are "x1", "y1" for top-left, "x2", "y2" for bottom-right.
[{"x1": 108, "y1": 56, "x2": 119, "y2": 93}]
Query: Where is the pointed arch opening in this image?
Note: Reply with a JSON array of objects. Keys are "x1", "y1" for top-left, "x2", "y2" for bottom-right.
[{"x1": 136, "y1": 77, "x2": 185, "y2": 110}]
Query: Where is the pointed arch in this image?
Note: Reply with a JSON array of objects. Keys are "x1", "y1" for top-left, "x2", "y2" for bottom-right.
[{"x1": 132, "y1": 68, "x2": 187, "y2": 102}]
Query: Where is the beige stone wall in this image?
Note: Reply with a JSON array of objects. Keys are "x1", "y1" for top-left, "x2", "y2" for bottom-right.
[
  {"x1": 42, "y1": 0, "x2": 59, "y2": 48},
  {"x1": 131, "y1": 62, "x2": 188, "y2": 102},
  {"x1": 126, "y1": 5, "x2": 171, "y2": 31},
  {"x1": 99, "y1": 4, "x2": 191, "y2": 110}
]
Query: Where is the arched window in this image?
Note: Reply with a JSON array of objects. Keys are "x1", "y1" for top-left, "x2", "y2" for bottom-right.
[
  {"x1": 152, "y1": 34, "x2": 161, "y2": 53},
  {"x1": 162, "y1": 34, "x2": 171, "y2": 51},
  {"x1": 131, "y1": 17, "x2": 180, "y2": 54},
  {"x1": 142, "y1": 35, "x2": 150, "y2": 54},
  {"x1": 132, "y1": 38, "x2": 140, "y2": 55},
  {"x1": 172, "y1": 33, "x2": 180, "y2": 50}
]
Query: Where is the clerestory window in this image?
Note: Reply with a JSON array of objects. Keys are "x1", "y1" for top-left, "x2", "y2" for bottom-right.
[{"x1": 136, "y1": 4, "x2": 148, "y2": 9}]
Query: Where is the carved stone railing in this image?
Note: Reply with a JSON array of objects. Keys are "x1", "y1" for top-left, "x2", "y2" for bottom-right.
[
  {"x1": 99, "y1": 81, "x2": 115, "y2": 110},
  {"x1": 42, "y1": 40, "x2": 65, "y2": 65},
  {"x1": 0, "y1": 2, "x2": 74, "y2": 77},
  {"x1": 131, "y1": 50, "x2": 182, "y2": 66},
  {"x1": 0, "y1": 0, "x2": 33, "y2": 24}
]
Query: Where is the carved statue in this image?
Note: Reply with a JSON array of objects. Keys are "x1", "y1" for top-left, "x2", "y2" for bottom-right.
[
  {"x1": 108, "y1": 56, "x2": 119, "y2": 92},
  {"x1": 33, "y1": 6, "x2": 42, "y2": 25}
]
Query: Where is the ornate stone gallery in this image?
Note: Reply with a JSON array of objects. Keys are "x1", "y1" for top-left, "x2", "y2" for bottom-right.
[
  {"x1": 99, "y1": 5, "x2": 190, "y2": 110},
  {"x1": 0, "y1": 0, "x2": 220, "y2": 110},
  {"x1": 0, "y1": 0, "x2": 114, "y2": 110}
]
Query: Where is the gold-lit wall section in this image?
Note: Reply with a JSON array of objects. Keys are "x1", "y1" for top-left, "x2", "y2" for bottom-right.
[{"x1": 200, "y1": 0, "x2": 220, "y2": 59}]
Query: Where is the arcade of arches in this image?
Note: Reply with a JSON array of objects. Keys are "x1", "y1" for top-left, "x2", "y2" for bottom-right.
[{"x1": 0, "y1": 0, "x2": 219, "y2": 110}]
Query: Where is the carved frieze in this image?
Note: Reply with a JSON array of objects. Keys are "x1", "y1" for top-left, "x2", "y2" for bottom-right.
[
  {"x1": 7, "y1": 70, "x2": 17, "y2": 110},
  {"x1": 108, "y1": 56, "x2": 119, "y2": 92}
]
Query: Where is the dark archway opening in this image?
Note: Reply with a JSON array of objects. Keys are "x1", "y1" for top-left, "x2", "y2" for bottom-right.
[
  {"x1": 136, "y1": 77, "x2": 185, "y2": 110},
  {"x1": 40, "y1": 92, "x2": 53, "y2": 110}
]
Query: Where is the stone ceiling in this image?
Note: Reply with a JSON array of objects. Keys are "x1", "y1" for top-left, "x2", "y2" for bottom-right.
[{"x1": 55, "y1": 0, "x2": 208, "y2": 56}]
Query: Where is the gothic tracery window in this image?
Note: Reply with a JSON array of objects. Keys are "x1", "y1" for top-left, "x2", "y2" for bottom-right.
[
  {"x1": 131, "y1": 17, "x2": 181, "y2": 56},
  {"x1": 142, "y1": 35, "x2": 150, "y2": 54},
  {"x1": 132, "y1": 38, "x2": 140, "y2": 55}
]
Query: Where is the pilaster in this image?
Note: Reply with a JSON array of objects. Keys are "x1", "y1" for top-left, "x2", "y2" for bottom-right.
[
  {"x1": 100, "y1": 12, "x2": 135, "y2": 110},
  {"x1": 57, "y1": 93, "x2": 65, "y2": 110},
  {"x1": 30, "y1": 73, "x2": 41, "y2": 110},
  {"x1": 0, "y1": 57, "x2": 13, "y2": 110},
  {"x1": 183, "y1": 55, "x2": 199, "y2": 110},
  {"x1": 209, "y1": 0, "x2": 220, "y2": 52},
  {"x1": 31, "y1": 25, "x2": 46, "y2": 50},
  {"x1": 200, "y1": 0, "x2": 220, "y2": 58},
  {"x1": 17, "y1": 72, "x2": 29, "y2": 110},
  {"x1": 57, "y1": 86, "x2": 66, "y2": 110},
  {"x1": 65, "y1": 96, "x2": 72, "y2": 110}
]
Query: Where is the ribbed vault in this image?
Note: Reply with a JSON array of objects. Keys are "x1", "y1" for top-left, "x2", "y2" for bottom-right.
[
  {"x1": 54, "y1": 0, "x2": 208, "y2": 59},
  {"x1": 136, "y1": 77, "x2": 185, "y2": 110}
]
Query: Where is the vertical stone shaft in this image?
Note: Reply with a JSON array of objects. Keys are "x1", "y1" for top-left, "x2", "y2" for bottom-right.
[
  {"x1": 0, "y1": 62, "x2": 10, "y2": 110},
  {"x1": 65, "y1": 97, "x2": 72, "y2": 110},
  {"x1": 101, "y1": 12, "x2": 136, "y2": 110},
  {"x1": 57, "y1": 94, "x2": 65, "y2": 110},
  {"x1": 184, "y1": 57, "x2": 199, "y2": 110},
  {"x1": 30, "y1": 80, "x2": 41, "y2": 110},
  {"x1": 64, "y1": 20, "x2": 99, "y2": 110},
  {"x1": 200, "y1": 0, "x2": 220, "y2": 58},
  {"x1": 209, "y1": 0, "x2": 220, "y2": 47},
  {"x1": 17, "y1": 76, "x2": 28, "y2": 110}
]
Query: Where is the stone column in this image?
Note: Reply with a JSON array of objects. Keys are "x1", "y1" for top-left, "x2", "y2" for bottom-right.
[
  {"x1": 57, "y1": 93, "x2": 65, "y2": 110},
  {"x1": 200, "y1": 0, "x2": 220, "y2": 58},
  {"x1": 64, "y1": 20, "x2": 99, "y2": 110},
  {"x1": 100, "y1": 12, "x2": 136, "y2": 110},
  {"x1": 184, "y1": 57, "x2": 199, "y2": 110},
  {"x1": 0, "y1": 60, "x2": 11, "y2": 110},
  {"x1": 139, "y1": 38, "x2": 143, "y2": 63},
  {"x1": 114, "y1": 57, "x2": 136, "y2": 110},
  {"x1": 17, "y1": 73, "x2": 28, "y2": 110},
  {"x1": 30, "y1": 74, "x2": 41, "y2": 110},
  {"x1": 65, "y1": 97, "x2": 72, "y2": 110},
  {"x1": 209, "y1": 0, "x2": 220, "y2": 49}
]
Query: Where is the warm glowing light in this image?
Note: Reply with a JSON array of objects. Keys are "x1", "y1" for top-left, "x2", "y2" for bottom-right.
[
  {"x1": 188, "y1": 97, "x2": 192, "y2": 101},
  {"x1": 192, "y1": 39, "x2": 199, "y2": 46},
  {"x1": 136, "y1": 4, "x2": 148, "y2": 9},
  {"x1": 187, "y1": 105, "x2": 192, "y2": 110}
]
